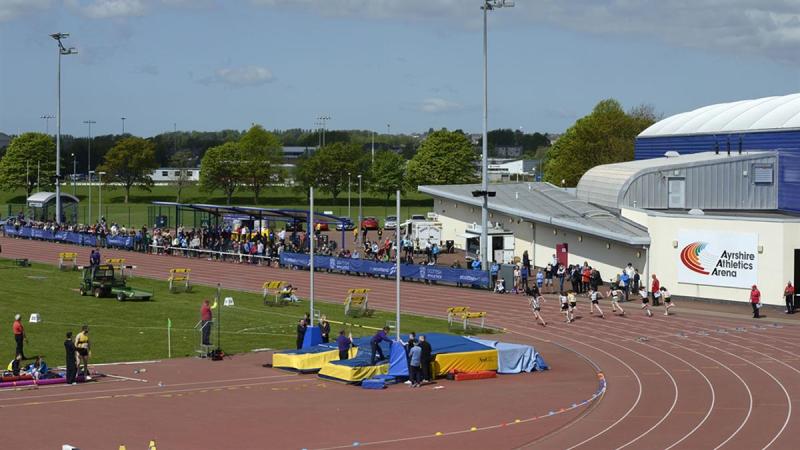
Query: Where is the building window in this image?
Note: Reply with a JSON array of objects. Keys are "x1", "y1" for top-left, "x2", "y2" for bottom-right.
[
  {"x1": 174, "y1": 171, "x2": 180, "y2": 176},
  {"x1": 753, "y1": 164, "x2": 773, "y2": 184},
  {"x1": 186, "y1": 171, "x2": 193, "y2": 176},
  {"x1": 161, "y1": 171, "x2": 168, "y2": 177}
]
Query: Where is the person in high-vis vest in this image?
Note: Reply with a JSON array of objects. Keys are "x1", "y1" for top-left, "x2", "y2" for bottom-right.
[{"x1": 75, "y1": 325, "x2": 91, "y2": 380}]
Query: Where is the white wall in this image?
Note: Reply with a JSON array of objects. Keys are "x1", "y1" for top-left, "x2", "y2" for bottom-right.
[
  {"x1": 623, "y1": 207, "x2": 800, "y2": 306},
  {"x1": 432, "y1": 196, "x2": 644, "y2": 279}
]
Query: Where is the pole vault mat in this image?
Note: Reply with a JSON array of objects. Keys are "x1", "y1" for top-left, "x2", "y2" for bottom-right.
[{"x1": 361, "y1": 379, "x2": 386, "y2": 389}]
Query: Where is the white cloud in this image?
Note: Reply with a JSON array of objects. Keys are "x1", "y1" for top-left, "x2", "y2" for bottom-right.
[
  {"x1": 250, "y1": 0, "x2": 800, "y2": 64},
  {"x1": 419, "y1": 97, "x2": 463, "y2": 113},
  {"x1": 201, "y1": 66, "x2": 275, "y2": 87},
  {"x1": 0, "y1": 0, "x2": 52, "y2": 22},
  {"x1": 75, "y1": 0, "x2": 146, "y2": 19}
]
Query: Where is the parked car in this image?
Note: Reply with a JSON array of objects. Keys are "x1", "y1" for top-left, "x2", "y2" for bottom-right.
[
  {"x1": 410, "y1": 214, "x2": 426, "y2": 222},
  {"x1": 313, "y1": 221, "x2": 329, "y2": 232},
  {"x1": 361, "y1": 217, "x2": 379, "y2": 230},
  {"x1": 335, "y1": 219, "x2": 356, "y2": 231},
  {"x1": 384, "y1": 215, "x2": 398, "y2": 230}
]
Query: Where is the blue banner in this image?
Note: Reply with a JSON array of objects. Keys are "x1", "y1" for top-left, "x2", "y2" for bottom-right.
[
  {"x1": 279, "y1": 252, "x2": 488, "y2": 287},
  {"x1": 4, "y1": 225, "x2": 125, "y2": 249}
]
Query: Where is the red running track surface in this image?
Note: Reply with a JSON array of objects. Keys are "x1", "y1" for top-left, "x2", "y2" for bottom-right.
[{"x1": 0, "y1": 237, "x2": 798, "y2": 449}]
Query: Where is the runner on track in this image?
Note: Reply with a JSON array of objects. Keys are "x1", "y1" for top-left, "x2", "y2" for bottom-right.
[
  {"x1": 529, "y1": 295, "x2": 547, "y2": 327},
  {"x1": 638, "y1": 286, "x2": 653, "y2": 317},
  {"x1": 588, "y1": 288, "x2": 605, "y2": 319},
  {"x1": 661, "y1": 287, "x2": 675, "y2": 316}
]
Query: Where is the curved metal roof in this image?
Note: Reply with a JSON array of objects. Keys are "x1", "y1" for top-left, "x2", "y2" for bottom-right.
[
  {"x1": 576, "y1": 151, "x2": 770, "y2": 209},
  {"x1": 26, "y1": 192, "x2": 79, "y2": 204},
  {"x1": 639, "y1": 93, "x2": 800, "y2": 137}
]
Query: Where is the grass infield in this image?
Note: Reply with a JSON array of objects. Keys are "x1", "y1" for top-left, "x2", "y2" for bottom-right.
[{"x1": 0, "y1": 258, "x2": 489, "y2": 366}]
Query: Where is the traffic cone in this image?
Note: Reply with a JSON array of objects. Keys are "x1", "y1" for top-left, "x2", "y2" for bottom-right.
[{"x1": 148, "y1": 441, "x2": 157, "y2": 450}]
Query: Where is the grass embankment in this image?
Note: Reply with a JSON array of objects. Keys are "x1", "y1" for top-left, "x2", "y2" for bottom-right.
[
  {"x1": 0, "y1": 258, "x2": 470, "y2": 365},
  {"x1": 0, "y1": 185, "x2": 434, "y2": 228}
]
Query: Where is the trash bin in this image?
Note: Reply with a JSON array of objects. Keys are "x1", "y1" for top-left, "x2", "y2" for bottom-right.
[{"x1": 497, "y1": 263, "x2": 516, "y2": 292}]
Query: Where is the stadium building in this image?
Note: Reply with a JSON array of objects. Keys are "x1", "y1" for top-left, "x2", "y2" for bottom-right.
[{"x1": 420, "y1": 93, "x2": 800, "y2": 306}]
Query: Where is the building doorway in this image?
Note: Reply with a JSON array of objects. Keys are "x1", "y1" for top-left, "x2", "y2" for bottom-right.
[{"x1": 668, "y1": 178, "x2": 685, "y2": 209}]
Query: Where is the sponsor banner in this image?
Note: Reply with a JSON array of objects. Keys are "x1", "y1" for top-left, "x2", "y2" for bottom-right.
[
  {"x1": 280, "y1": 252, "x2": 489, "y2": 287},
  {"x1": 4, "y1": 225, "x2": 125, "y2": 249},
  {"x1": 677, "y1": 230, "x2": 758, "y2": 288}
]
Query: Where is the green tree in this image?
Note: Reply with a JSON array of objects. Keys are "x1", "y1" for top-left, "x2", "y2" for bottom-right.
[
  {"x1": 369, "y1": 150, "x2": 406, "y2": 202},
  {"x1": 199, "y1": 142, "x2": 242, "y2": 204},
  {"x1": 293, "y1": 143, "x2": 368, "y2": 203},
  {"x1": 543, "y1": 99, "x2": 655, "y2": 186},
  {"x1": 406, "y1": 129, "x2": 478, "y2": 187},
  {"x1": 0, "y1": 132, "x2": 55, "y2": 198},
  {"x1": 99, "y1": 137, "x2": 159, "y2": 203},
  {"x1": 169, "y1": 150, "x2": 196, "y2": 202},
  {"x1": 239, "y1": 124, "x2": 284, "y2": 203}
]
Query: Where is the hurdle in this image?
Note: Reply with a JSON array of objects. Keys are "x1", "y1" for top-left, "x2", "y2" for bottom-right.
[
  {"x1": 462, "y1": 311, "x2": 487, "y2": 330},
  {"x1": 344, "y1": 288, "x2": 371, "y2": 317},
  {"x1": 447, "y1": 306, "x2": 470, "y2": 326},
  {"x1": 58, "y1": 252, "x2": 78, "y2": 271},
  {"x1": 168, "y1": 268, "x2": 191, "y2": 293},
  {"x1": 262, "y1": 281, "x2": 290, "y2": 306},
  {"x1": 105, "y1": 258, "x2": 130, "y2": 277}
]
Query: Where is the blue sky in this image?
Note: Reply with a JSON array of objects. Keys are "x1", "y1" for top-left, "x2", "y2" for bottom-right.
[{"x1": 1, "y1": 0, "x2": 799, "y2": 137}]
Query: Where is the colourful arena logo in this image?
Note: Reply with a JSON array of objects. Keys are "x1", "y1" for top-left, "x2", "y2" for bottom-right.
[{"x1": 680, "y1": 242, "x2": 710, "y2": 275}]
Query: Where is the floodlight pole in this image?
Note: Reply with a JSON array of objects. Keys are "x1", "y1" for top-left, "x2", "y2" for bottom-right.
[
  {"x1": 52, "y1": 32, "x2": 77, "y2": 225},
  {"x1": 357, "y1": 174, "x2": 362, "y2": 244},
  {"x1": 347, "y1": 172, "x2": 351, "y2": 220},
  {"x1": 395, "y1": 190, "x2": 401, "y2": 340},
  {"x1": 480, "y1": 0, "x2": 513, "y2": 270},
  {"x1": 84, "y1": 120, "x2": 95, "y2": 223},
  {"x1": 309, "y1": 187, "x2": 315, "y2": 320}
]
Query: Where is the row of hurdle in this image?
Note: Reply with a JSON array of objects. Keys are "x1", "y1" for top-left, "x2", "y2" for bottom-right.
[{"x1": 447, "y1": 306, "x2": 487, "y2": 330}]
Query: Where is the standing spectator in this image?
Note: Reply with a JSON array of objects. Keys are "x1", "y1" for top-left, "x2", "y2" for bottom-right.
[
  {"x1": 296, "y1": 319, "x2": 307, "y2": 349},
  {"x1": 513, "y1": 264, "x2": 521, "y2": 294},
  {"x1": 521, "y1": 263, "x2": 530, "y2": 292},
  {"x1": 75, "y1": 325, "x2": 91, "y2": 380},
  {"x1": 651, "y1": 274, "x2": 661, "y2": 306},
  {"x1": 619, "y1": 271, "x2": 629, "y2": 302},
  {"x1": 418, "y1": 334, "x2": 432, "y2": 383},
  {"x1": 633, "y1": 269, "x2": 641, "y2": 293},
  {"x1": 490, "y1": 261, "x2": 499, "y2": 288},
  {"x1": 370, "y1": 326, "x2": 392, "y2": 364},
  {"x1": 12, "y1": 314, "x2": 27, "y2": 359},
  {"x1": 319, "y1": 317, "x2": 331, "y2": 343},
  {"x1": 544, "y1": 263, "x2": 554, "y2": 293},
  {"x1": 750, "y1": 285, "x2": 762, "y2": 319},
  {"x1": 522, "y1": 250, "x2": 531, "y2": 273},
  {"x1": 784, "y1": 282, "x2": 795, "y2": 314},
  {"x1": 557, "y1": 264, "x2": 566, "y2": 292},
  {"x1": 64, "y1": 331, "x2": 78, "y2": 384},
  {"x1": 336, "y1": 330, "x2": 352, "y2": 360},
  {"x1": 536, "y1": 269, "x2": 544, "y2": 290},
  {"x1": 408, "y1": 341, "x2": 423, "y2": 388},
  {"x1": 200, "y1": 299, "x2": 213, "y2": 346}
]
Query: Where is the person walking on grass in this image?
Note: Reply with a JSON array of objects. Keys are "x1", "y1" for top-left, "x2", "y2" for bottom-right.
[
  {"x1": 529, "y1": 295, "x2": 546, "y2": 326},
  {"x1": 64, "y1": 331, "x2": 78, "y2": 385},
  {"x1": 589, "y1": 288, "x2": 605, "y2": 319},
  {"x1": 750, "y1": 285, "x2": 761, "y2": 319},
  {"x1": 661, "y1": 287, "x2": 675, "y2": 316},
  {"x1": 607, "y1": 284, "x2": 625, "y2": 316},
  {"x1": 638, "y1": 286, "x2": 653, "y2": 317},
  {"x1": 12, "y1": 314, "x2": 27, "y2": 360},
  {"x1": 559, "y1": 291, "x2": 573, "y2": 323},
  {"x1": 408, "y1": 341, "x2": 423, "y2": 388},
  {"x1": 370, "y1": 326, "x2": 392, "y2": 364},
  {"x1": 784, "y1": 282, "x2": 795, "y2": 314}
]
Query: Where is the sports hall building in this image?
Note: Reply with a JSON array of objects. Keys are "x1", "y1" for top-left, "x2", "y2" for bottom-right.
[{"x1": 421, "y1": 93, "x2": 800, "y2": 306}]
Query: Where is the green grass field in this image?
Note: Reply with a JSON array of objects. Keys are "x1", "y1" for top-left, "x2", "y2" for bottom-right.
[
  {"x1": 1, "y1": 184, "x2": 434, "y2": 228},
  {"x1": 0, "y1": 258, "x2": 471, "y2": 366}
]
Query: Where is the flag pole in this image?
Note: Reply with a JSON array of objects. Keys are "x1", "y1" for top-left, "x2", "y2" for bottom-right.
[{"x1": 396, "y1": 189, "x2": 401, "y2": 340}]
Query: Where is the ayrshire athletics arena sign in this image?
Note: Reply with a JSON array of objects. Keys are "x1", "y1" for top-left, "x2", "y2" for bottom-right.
[{"x1": 677, "y1": 230, "x2": 758, "y2": 288}]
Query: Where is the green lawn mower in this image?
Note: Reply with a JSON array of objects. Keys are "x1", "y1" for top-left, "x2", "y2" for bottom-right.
[{"x1": 79, "y1": 264, "x2": 153, "y2": 301}]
